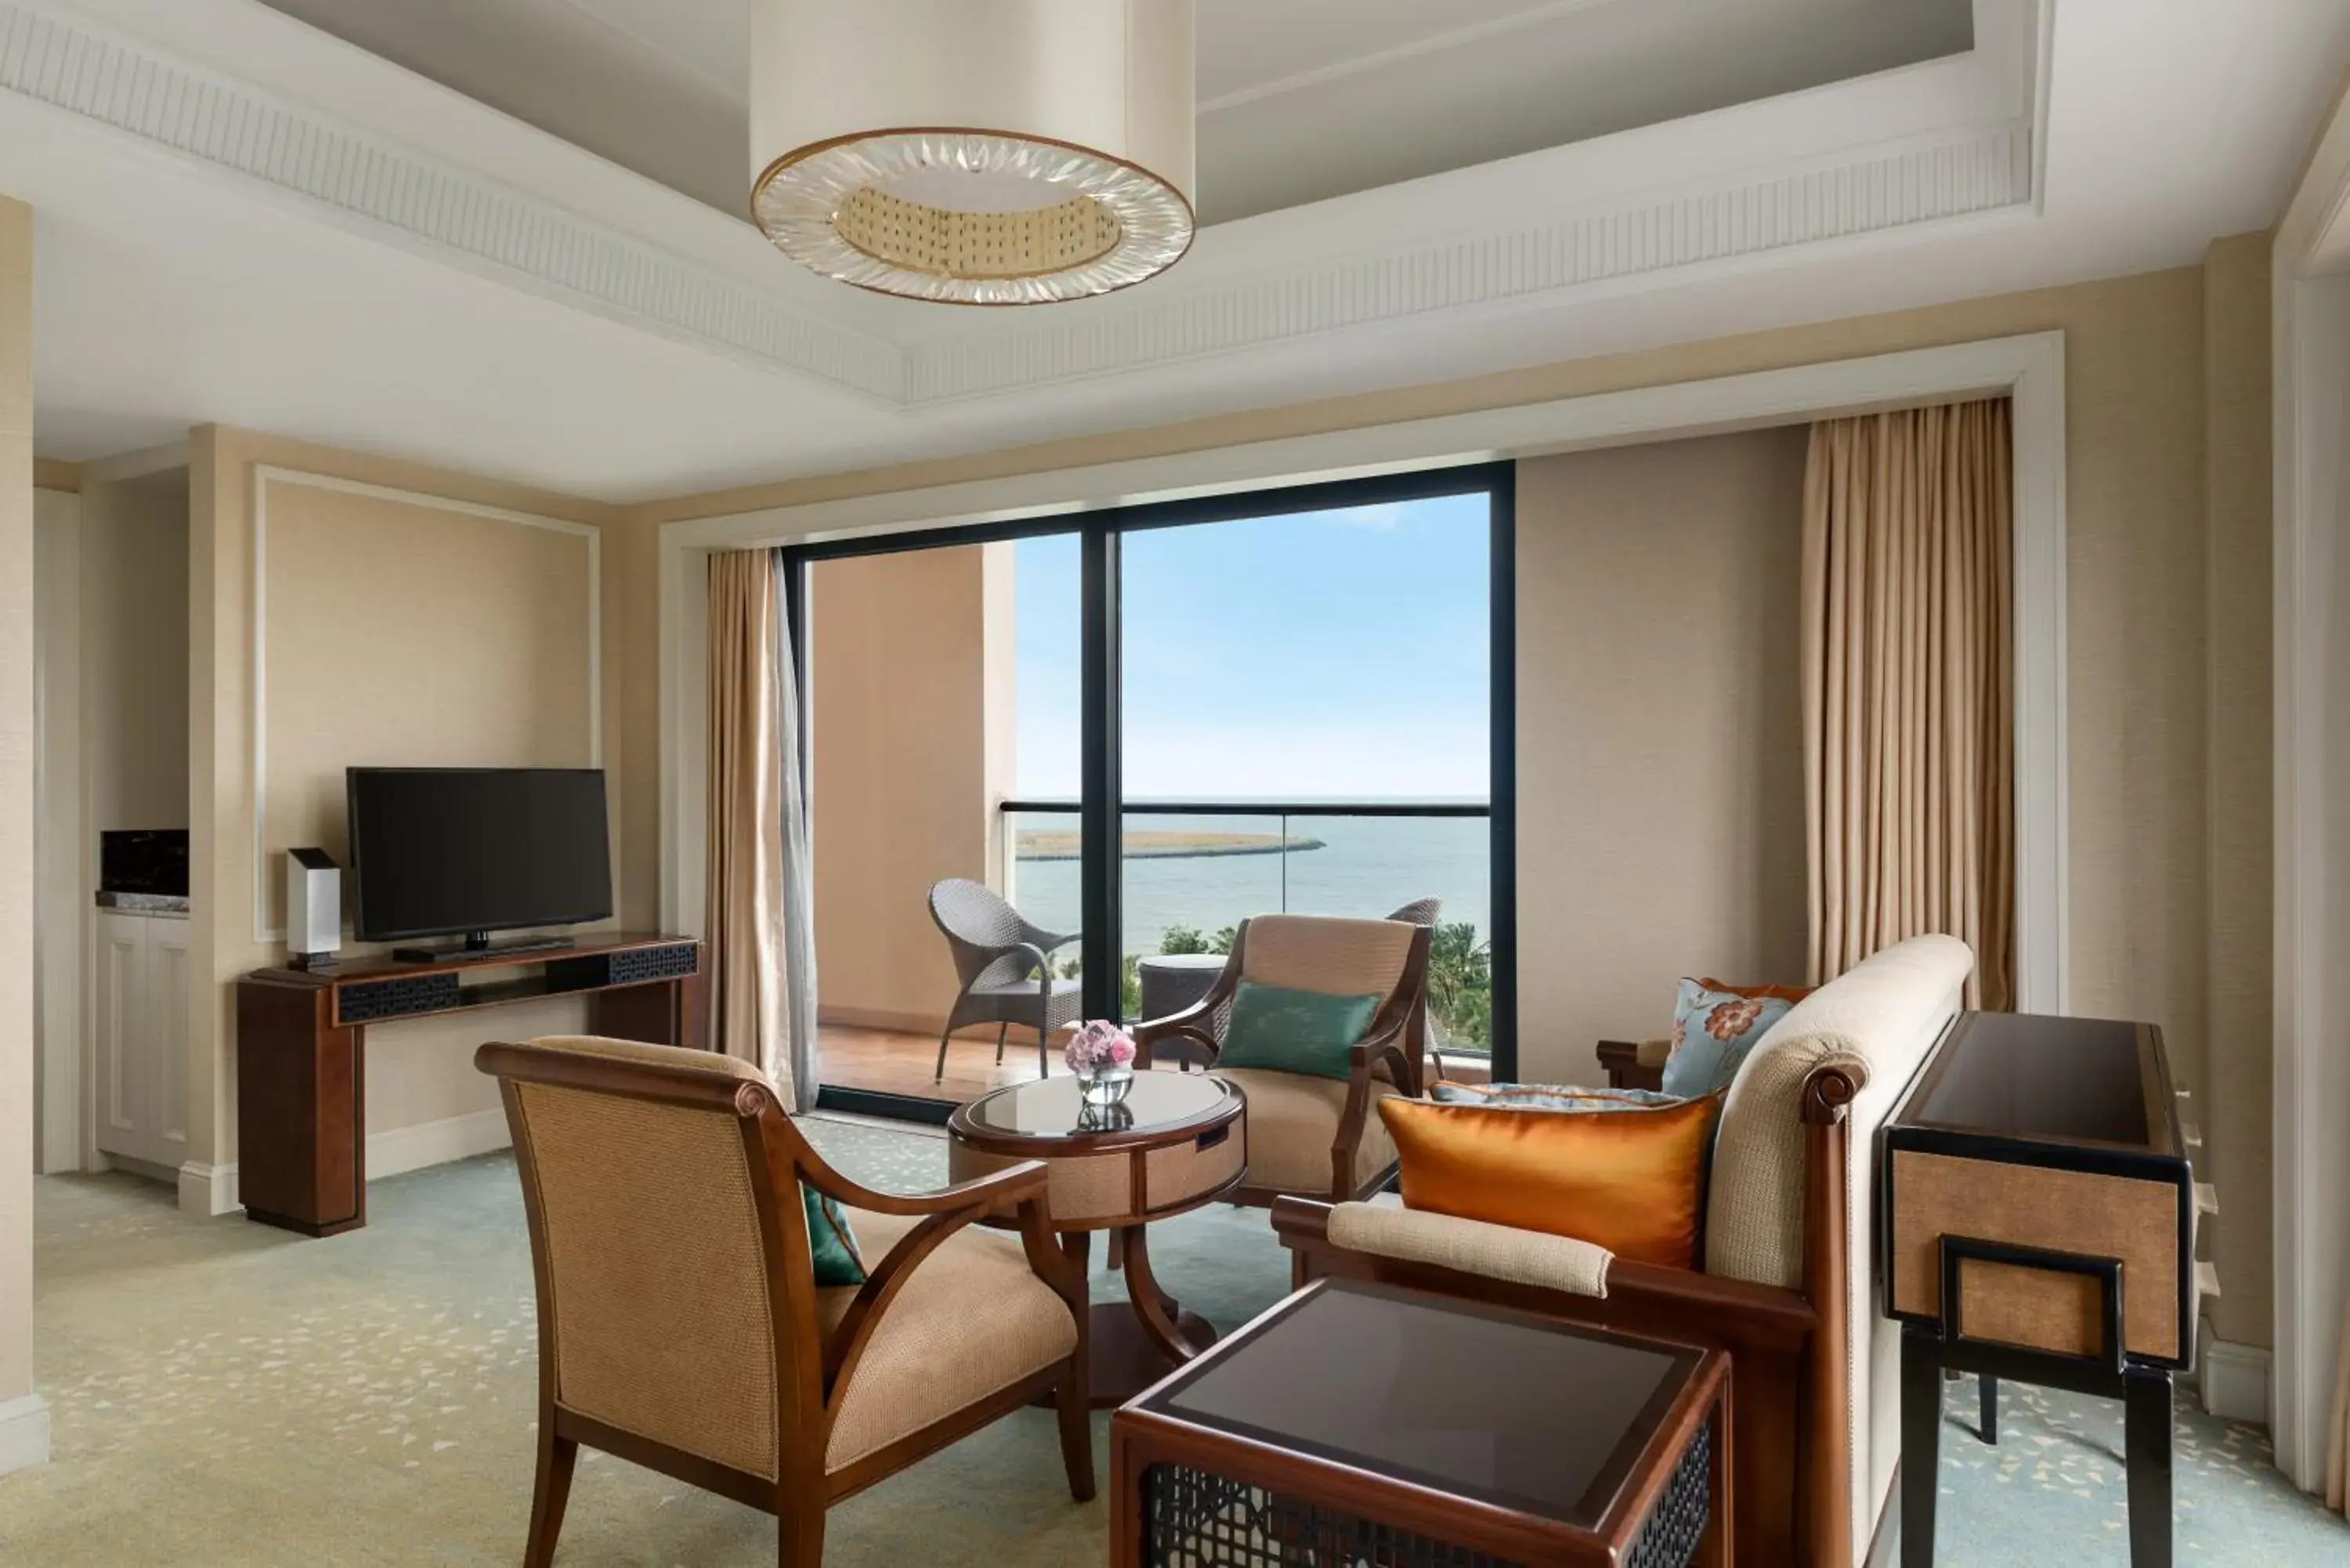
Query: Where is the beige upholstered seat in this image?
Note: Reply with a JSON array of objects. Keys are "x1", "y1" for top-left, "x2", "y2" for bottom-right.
[
  {"x1": 1137, "y1": 912, "x2": 1434, "y2": 1205},
  {"x1": 816, "y1": 1210, "x2": 1079, "y2": 1472},
  {"x1": 476, "y1": 1034, "x2": 1093, "y2": 1568},
  {"x1": 1211, "y1": 1069, "x2": 1401, "y2": 1195}
]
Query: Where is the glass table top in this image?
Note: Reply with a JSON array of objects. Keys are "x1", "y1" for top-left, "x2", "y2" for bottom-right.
[
  {"x1": 1143, "y1": 1281, "x2": 1697, "y2": 1526},
  {"x1": 957, "y1": 1070, "x2": 1231, "y2": 1140}
]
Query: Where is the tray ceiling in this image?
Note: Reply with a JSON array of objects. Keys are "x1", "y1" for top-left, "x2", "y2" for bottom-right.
[
  {"x1": 5, "y1": 0, "x2": 2347, "y2": 500},
  {"x1": 253, "y1": 0, "x2": 1973, "y2": 224}
]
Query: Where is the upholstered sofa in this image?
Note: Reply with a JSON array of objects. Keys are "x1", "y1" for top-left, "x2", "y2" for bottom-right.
[{"x1": 1273, "y1": 933, "x2": 1974, "y2": 1568}]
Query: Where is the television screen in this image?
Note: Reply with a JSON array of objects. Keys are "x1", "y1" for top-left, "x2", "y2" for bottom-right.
[{"x1": 346, "y1": 768, "x2": 612, "y2": 942}]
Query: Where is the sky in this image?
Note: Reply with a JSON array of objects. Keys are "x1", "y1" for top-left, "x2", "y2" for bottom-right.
[{"x1": 1014, "y1": 493, "x2": 1491, "y2": 800}]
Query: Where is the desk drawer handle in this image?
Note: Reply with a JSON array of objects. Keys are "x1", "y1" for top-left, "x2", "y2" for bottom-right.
[{"x1": 1196, "y1": 1125, "x2": 1230, "y2": 1153}]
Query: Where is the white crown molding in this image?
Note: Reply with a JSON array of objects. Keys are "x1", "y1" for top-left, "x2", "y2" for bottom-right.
[
  {"x1": 0, "y1": 1, "x2": 906, "y2": 403},
  {"x1": 904, "y1": 122, "x2": 2036, "y2": 405},
  {"x1": 2, "y1": 1, "x2": 2043, "y2": 411}
]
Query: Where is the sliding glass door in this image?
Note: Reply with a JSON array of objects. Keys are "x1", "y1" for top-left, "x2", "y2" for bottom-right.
[
  {"x1": 787, "y1": 463, "x2": 1514, "y2": 1121},
  {"x1": 1112, "y1": 487, "x2": 1497, "y2": 1054}
]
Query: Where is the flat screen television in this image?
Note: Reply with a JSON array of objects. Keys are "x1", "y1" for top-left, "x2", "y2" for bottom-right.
[{"x1": 347, "y1": 768, "x2": 612, "y2": 955}]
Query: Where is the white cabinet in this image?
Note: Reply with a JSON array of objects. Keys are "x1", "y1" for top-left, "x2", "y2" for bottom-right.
[{"x1": 93, "y1": 909, "x2": 190, "y2": 1172}]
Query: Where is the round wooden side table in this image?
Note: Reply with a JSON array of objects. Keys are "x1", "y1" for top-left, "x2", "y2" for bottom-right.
[{"x1": 947, "y1": 1071, "x2": 1247, "y2": 1407}]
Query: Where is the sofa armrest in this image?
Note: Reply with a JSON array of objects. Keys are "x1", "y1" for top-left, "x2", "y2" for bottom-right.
[
  {"x1": 1596, "y1": 1038, "x2": 1670, "y2": 1093},
  {"x1": 1321, "y1": 1198, "x2": 1613, "y2": 1298},
  {"x1": 1274, "y1": 1195, "x2": 1819, "y2": 1347}
]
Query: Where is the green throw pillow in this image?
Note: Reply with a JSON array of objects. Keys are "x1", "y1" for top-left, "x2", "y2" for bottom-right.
[
  {"x1": 1216, "y1": 980, "x2": 1382, "y2": 1081},
  {"x1": 802, "y1": 1187, "x2": 865, "y2": 1287}
]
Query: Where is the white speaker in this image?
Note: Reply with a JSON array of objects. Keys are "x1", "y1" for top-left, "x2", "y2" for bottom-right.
[{"x1": 285, "y1": 847, "x2": 342, "y2": 966}]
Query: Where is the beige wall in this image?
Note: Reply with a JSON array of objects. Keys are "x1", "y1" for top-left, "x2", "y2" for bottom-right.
[
  {"x1": 808, "y1": 544, "x2": 1012, "y2": 1034},
  {"x1": 1515, "y1": 428, "x2": 1810, "y2": 1081},
  {"x1": 33, "y1": 486, "x2": 81, "y2": 1179},
  {"x1": 79, "y1": 470, "x2": 190, "y2": 836},
  {"x1": 2202, "y1": 232, "x2": 2275, "y2": 1350},
  {"x1": 186, "y1": 428, "x2": 648, "y2": 1185},
  {"x1": 256, "y1": 480, "x2": 594, "y2": 916},
  {"x1": 0, "y1": 195, "x2": 36, "y2": 1439},
  {"x1": 651, "y1": 255, "x2": 2272, "y2": 1345}
]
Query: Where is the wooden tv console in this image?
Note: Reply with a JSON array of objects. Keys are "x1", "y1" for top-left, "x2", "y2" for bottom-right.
[{"x1": 235, "y1": 933, "x2": 704, "y2": 1237}]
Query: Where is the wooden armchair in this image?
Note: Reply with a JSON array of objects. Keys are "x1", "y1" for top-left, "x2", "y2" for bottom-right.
[
  {"x1": 1134, "y1": 914, "x2": 1433, "y2": 1207},
  {"x1": 475, "y1": 1035, "x2": 1092, "y2": 1568}
]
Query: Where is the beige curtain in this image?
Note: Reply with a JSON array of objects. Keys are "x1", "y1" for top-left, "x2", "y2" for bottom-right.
[
  {"x1": 705, "y1": 549, "x2": 812, "y2": 1104},
  {"x1": 1801, "y1": 398, "x2": 2016, "y2": 1009},
  {"x1": 2329, "y1": 1295, "x2": 2350, "y2": 1510}
]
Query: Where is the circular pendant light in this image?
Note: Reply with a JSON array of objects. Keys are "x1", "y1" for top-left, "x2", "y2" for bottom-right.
[{"x1": 750, "y1": 1, "x2": 1196, "y2": 305}]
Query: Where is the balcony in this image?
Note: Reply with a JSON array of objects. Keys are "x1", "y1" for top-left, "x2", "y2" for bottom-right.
[
  {"x1": 1000, "y1": 800, "x2": 1492, "y2": 1049},
  {"x1": 815, "y1": 795, "x2": 1491, "y2": 1108}
]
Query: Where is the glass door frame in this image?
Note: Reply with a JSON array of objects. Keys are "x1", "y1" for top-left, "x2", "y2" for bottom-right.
[{"x1": 781, "y1": 460, "x2": 1518, "y2": 1122}]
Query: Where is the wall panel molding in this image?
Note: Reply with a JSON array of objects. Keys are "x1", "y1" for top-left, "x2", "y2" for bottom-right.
[{"x1": 248, "y1": 466, "x2": 602, "y2": 944}]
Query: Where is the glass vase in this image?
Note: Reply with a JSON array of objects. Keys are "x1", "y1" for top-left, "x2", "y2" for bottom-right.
[{"x1": 1076, "y1": 1062, "x2": 1134, "y2": 1107}]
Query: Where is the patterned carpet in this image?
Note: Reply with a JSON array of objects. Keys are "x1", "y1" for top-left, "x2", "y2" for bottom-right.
[{"x1": 0, "y1": 1112, "x2": 2341, "y2": 1566}]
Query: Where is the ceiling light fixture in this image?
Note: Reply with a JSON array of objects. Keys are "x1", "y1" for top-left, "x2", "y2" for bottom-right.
[{"x1": 749, "y1": 1, "x2": 1196, "y2": 305}]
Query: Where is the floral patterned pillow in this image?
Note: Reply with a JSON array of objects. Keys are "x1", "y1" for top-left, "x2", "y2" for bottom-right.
[
  {"x1": 1661, "y1": 979, "x2": 1800, "y2": 1100},
  {"x1": 1431, "y1": 1081, "x2": 1683, "y2": 1111}
]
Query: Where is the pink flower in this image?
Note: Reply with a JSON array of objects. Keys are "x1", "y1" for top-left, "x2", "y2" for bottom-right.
[{"x1": 1064, "y1": 1020, "x2": 1137, "y2": 1075}]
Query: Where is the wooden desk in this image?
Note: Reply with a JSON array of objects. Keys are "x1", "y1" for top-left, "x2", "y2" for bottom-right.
[
  {"x1": 1882, "y1": 1011, "x2": 2205, "y2": 1568},
  {"x1": 235, "y1": 934, "x2": 703, "y2": 1237}
]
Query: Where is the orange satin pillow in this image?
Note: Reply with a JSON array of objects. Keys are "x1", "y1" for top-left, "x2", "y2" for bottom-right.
[{"x1": 1378, "y1": 1093, "x2": 1724, "y2": 1269}]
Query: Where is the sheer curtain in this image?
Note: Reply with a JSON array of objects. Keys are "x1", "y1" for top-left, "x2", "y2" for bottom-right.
[
  {"x1": 1800, "y1": 398, "x2": 2016, "y2": 1008},
  {"x1": 704, "y1": 548, "x2": 819, "y2": 1109}
]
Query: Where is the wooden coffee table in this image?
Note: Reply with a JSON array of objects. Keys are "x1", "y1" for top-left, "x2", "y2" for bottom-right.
[
  {"x1": 947, "y1": 1071, "x2": 1247, "y2": 1406},
  {"x1": 1112, "y1": 1279, "x2": 1731, "y2": 1568}
]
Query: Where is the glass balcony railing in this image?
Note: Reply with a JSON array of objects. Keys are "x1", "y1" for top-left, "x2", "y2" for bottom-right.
[{"x1": 999, "y1": 800, "x2": 1493, "y2": 1054}]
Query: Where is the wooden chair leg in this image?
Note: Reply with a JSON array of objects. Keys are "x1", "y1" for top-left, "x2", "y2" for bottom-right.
[
  {"x1": 996, "y1": 1022, "x2": 1009, "y2": 1064},
  {"x1": 1056, "y1": 1358, "x2": 1097, "y2": 1503},
  {"x1": 778, "y1": 1507, "x2": 826, "y2": 1568},
  {"x1": 524, "y1": 1428, "x2": 577, "y2": 1568},
  {"x1": 933, "y1": 1023, "x2": 956, "y2": 1083},
  {"x1": 1038, "y1": 1023, "x2": 1050, "y2": 1078}
]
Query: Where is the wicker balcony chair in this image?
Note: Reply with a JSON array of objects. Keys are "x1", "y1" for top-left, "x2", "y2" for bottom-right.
[
  {"x1": 928, "y1": 878, "x2": 1083, "y2": 1082},
  {"x1": 1135, "y1": 913, "x2": 1434, "y2": 1207},
  {"x1": 1384, "y1": 897, "x2": 1441, "y2": 927},
  {"x1": 475, "y1": 1035, "x2": 1091, "y2": 1568}
]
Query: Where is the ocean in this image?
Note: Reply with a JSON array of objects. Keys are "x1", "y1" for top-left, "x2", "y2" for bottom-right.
[{"x1": 1004, "y1": 811, "x2": 1491, "y2": 957}]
